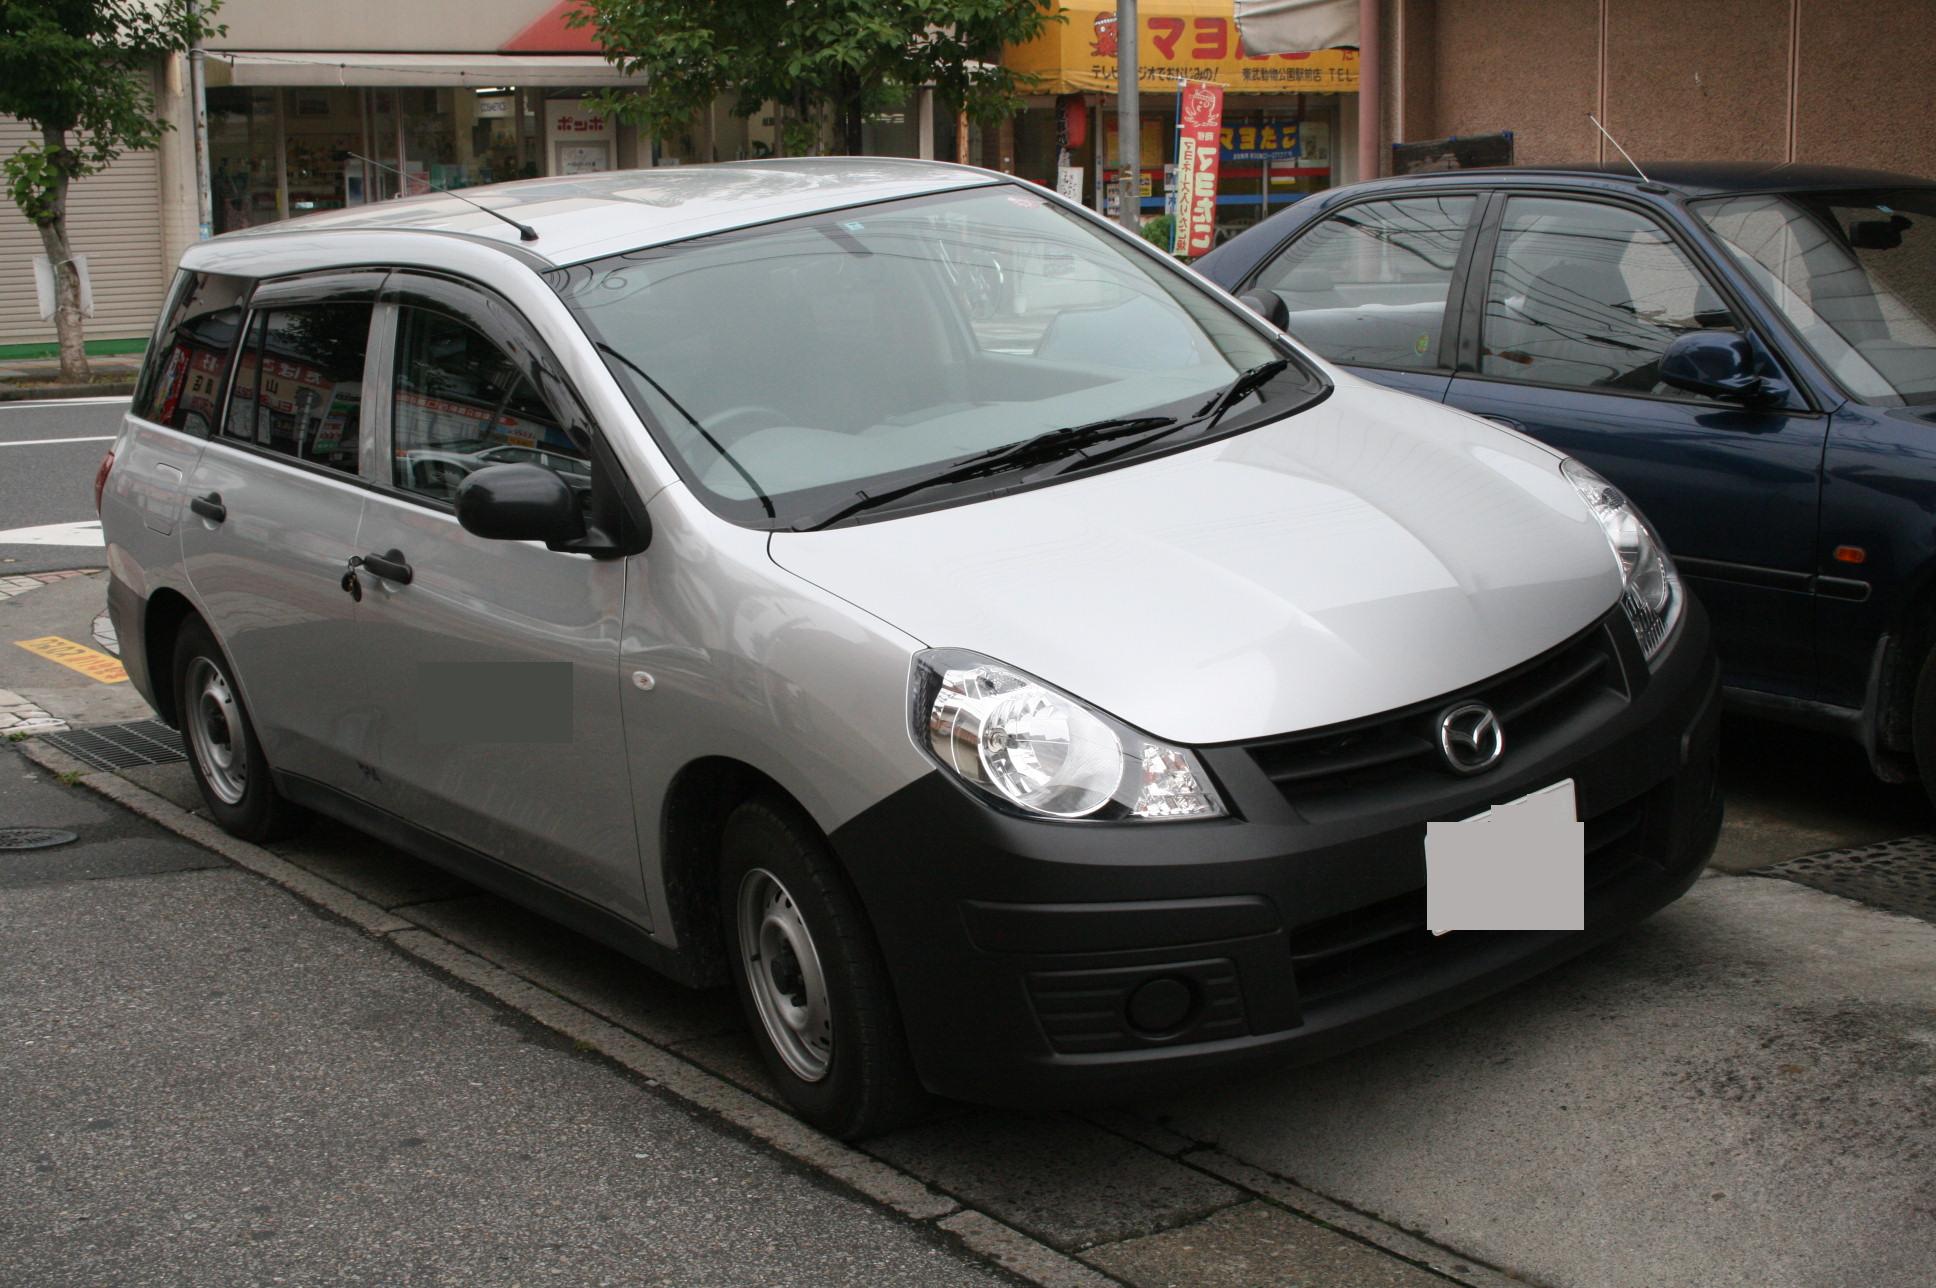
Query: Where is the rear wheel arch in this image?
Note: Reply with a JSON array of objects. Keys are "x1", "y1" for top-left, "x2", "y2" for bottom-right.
[{"x1": 142, "y1": 587, "x2": 200, "y2": 726}]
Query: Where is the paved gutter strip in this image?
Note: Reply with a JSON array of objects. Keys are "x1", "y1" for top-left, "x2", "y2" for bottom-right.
[
  {"x1": 1175, "y1": 1149, "x2": 1533, "y2": 1288},
  {"x1": 938, "y1": 1212, "x2": 1123, "y2": 1288}
]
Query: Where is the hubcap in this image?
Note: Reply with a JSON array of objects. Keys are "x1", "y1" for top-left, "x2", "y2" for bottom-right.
[
  {"x1": 737, "y1": 868, "x2": 833, "y2": 1082},
  {"x1": 186, "y1": 657, "x2": 247, "y2": 806}
]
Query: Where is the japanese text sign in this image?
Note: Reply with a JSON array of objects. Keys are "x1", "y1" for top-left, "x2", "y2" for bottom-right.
[{"x1": 1172, "y1": 79, "x2": 1225, "y2": 258}]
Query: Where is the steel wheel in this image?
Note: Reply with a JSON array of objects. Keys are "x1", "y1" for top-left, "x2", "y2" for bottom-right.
[
  {"x1": 185, "y1": 656, "x2": 247, "y2": 806},
  {"x1": 737, "y1": 866, "x2": 834, "y2": 1082}
]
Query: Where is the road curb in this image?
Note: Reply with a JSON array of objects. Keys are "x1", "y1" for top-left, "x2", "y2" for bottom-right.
[{"x1": 14, "y1": 734, "x2": 1117, "y2": 1288}]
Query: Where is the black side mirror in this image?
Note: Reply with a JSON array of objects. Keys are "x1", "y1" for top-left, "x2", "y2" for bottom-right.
[
  {"x1": 1659, "y1": 330, "x2": 1769, "y2": 402},
  {"x1": 1237, "y1": 289, "x2": 1289, "y2": 329},
  {"x1": 455, "y1": 463, "x2": 586, "y2": 547}
]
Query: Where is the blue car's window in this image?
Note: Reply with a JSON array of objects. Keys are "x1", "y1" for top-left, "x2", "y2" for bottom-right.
[
  {"x1": 1695, "y1": 189, "x2": 1936, "y2": 406},
  {"x1": 1252, "y1": 196, "x2": 1475, "y2": 370},
  {"x1": 1480, "y1": 198, "x2": 1738, "y2": 398}
]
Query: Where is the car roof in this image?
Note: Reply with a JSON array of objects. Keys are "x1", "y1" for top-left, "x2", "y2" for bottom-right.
[
  {"x1": 1374, "y1": 161, "x2": 1935, "y2": 198},
  {"x1": 193, "y1": 157, "x2": 1004, "y2": 270}
]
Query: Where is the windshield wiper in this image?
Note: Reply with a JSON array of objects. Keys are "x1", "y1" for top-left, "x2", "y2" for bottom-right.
[
  {"x1": 595, "y1": 342, "x2": 775, "y2": 519},
  {"x1": 797, "y1": 414, "x2": 1175, "y2": 531},
  {"x1": 1195, "y1": 358, "x2": 1291, "y2": 432}
]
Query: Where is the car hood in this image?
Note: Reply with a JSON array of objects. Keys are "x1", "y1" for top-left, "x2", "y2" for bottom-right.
[{"x1": 768, "y1": 382, "x2": 1625, "y2": 745}]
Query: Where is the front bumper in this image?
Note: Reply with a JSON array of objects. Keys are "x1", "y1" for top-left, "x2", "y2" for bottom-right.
[{"x1": 830, "y1": 600, "x2": 1723, "y2": 1105}]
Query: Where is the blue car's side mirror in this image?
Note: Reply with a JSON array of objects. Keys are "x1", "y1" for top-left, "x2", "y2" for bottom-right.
[{"x1": 1659, "y1": 330, "x2": 1771, "y2": 402}]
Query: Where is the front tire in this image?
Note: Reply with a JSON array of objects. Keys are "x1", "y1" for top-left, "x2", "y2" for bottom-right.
[
  {"x1": 719, "y1": 797, "x2": 926, "y2": 1139},
  {"x1": 173, "y1": 618, "x2": 303, "y2": 842}
]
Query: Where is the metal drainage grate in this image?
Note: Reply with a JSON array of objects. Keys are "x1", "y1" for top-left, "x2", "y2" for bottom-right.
[
  {"x1": 0, "y1": 827, "x2": 78, "y2": 851},
  {"x1": 38, "y1": 719, "x2": 188, "y2": 772},
  {"x1": 1756, "y1": 835, "x2": 1936, "y2": 925}
]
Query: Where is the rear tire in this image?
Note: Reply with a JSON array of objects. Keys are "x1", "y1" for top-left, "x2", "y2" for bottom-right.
[
  {"x1": 1912, "y1": 645, "x2": 1936, "y2": 812},
  {"x1": 173, "y1": 618, "x2": 303, "y2": 842},
  {"x1": 719, "y1": 796, "x2": 927, "y2": 1139}
]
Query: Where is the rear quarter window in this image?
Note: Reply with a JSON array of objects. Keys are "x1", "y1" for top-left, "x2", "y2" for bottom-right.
[{"x1": 134, "y1": 272, "x2": 252, "y2": 435}]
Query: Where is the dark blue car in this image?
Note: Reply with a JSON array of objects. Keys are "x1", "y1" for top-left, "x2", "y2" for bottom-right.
[{"x1": 1197, "y1": 163, "x2": 1936, "y2": 801}]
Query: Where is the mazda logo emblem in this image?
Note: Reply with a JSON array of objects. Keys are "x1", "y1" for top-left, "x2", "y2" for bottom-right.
[{"x1": 1437, "y1": 702, "x2": 1505, "y2": 774}]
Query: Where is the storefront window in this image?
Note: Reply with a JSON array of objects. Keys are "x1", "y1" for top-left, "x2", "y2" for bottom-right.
[
  {"x1": 208, "y1": 87, "x2": 281, "y2": 233},
  {"x1": 207, "y1": 84, "x2": 586, "y2": 231}
]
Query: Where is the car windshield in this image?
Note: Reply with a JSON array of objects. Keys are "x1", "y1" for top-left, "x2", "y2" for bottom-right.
[
  {"x1": 1693, "y1": 188, "x2": 1936, "y2": 404},
  {"x1": 549, "y1": 185, "x2": 1319, "y2": 526}
]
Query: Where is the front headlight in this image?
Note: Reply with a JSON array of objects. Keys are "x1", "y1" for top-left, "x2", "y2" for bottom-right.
[
  {"x1": 911, "y1": 650, "x2": 1226, "y2": 821},
  {"x1": 1562, "y1": 459, "x2": 1683, "y2": 665}
]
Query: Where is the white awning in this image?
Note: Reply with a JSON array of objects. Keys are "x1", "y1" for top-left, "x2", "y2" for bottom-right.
[
  {"x1": 1234, "y1": 0, "x2": 1358, "y2": 56},
  {"x1": 215, "y1": 51, "x2": 636, "y2": 88}
]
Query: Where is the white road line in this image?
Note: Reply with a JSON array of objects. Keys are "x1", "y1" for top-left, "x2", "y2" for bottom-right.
[
  {"x1": 0, "y1": 395, "x2": 130, "y2": 409},
  {"x1": 0, "y1": 435, "x2": 116, "y2": 447},
  {"x1": 0, "y1": 520, "x2": 104, "y2": 547}
]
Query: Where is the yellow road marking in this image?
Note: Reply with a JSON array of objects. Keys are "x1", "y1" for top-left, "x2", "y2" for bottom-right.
[{"x1": 13, "y1": 635, "x2": 127, "y2": 684}]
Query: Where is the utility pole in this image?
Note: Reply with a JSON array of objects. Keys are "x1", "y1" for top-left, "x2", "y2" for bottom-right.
[
  {"x1": 187, "y1": 0, "x2": 213, "y2": 240},
  {"x1": 1356, "y1": 0, "x2": 1380, "y2": 183},
  {"x1": 1116, "y1": 0, "x2": 1139, "y2": 232}
]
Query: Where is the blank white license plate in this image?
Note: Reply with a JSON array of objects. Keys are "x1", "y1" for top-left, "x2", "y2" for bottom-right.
[{"x1": 1425, "y1": 779, "x2": 1585, "y2": 935}]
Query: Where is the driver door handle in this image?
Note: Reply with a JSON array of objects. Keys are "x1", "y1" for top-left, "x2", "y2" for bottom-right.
[
  {"x1": 1478, "y1": 414, "x2": 1524, "y2": 433},
  {"x1": 358, "y1": 549, "x2": 413, "y2": 585},
  {"x1": 188, "y1": 492, "x2": 226, "y2": 523}
]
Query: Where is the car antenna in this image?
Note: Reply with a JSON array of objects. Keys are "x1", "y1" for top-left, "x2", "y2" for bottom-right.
[
  {"x1": 344, "y1": 152, "x2": 539, "y2": 242},
  {"x1": 1586, "y1": 115, "x2": 1650, "y2": 184}
]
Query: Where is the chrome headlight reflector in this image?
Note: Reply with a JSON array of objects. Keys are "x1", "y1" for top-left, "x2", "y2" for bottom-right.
[
  {"x1": 1562, "y1": 459, "x2": 1682, "y2": 664},
  {"x1": 912, "y1": 650, "x2": 1225, "y2": 821}
]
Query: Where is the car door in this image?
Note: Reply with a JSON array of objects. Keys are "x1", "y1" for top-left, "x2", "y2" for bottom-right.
[
  {"x1": 1443, "y1": 193, "x2": 1829, "y2": 697},
  {"x1": 178, "y1": 273, "x2": 383, "y2": 792},
  {"x1": 345, "y1": 273, "x2": 645, "y2": 922},
  {"x1": 1237, "y1": 192, "x2": 1485, "y2": 401}
]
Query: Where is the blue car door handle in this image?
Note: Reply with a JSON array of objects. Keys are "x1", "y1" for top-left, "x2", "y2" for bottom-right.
[{"x1": 1478, "y1": 414, "x2": 1525, "y2": 433}]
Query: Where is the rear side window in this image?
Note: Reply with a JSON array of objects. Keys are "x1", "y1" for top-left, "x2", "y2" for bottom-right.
[
  {"x1": 222, "y1": 302, "x2": 372, "y2": 474},
  {"x1": 1252, "y1": 196, "x2": 1475, "y2": 370},
  {"x1": 134, "y1": 272, "x2": 251, "y2": 435},
  {"x1": 390, "y1": 306, "x2": 585, "y2": 503}
]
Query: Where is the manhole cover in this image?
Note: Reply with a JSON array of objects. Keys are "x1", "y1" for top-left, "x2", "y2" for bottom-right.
[
  {"x1": 1756, "y1": 835, "x2": 1936, "y2": 924},
  {"x1": 0, "y1": 827, "x2": 79, "y2": 851}
]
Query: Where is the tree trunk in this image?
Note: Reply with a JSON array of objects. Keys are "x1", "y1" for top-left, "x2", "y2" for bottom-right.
[
  {"x1": 841, "y1": 90, "x2": 864, "y2": 157},
  {"x1": 35, "y1": 128, "x2": 89, "y2": 384}
]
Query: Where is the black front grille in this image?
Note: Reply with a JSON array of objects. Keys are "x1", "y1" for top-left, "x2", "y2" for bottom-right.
[
  {"x1": 1288, "y1": 787, "x2": 1655, "y2": 1011},
  {"x1": 1241, "y1": 613, "x2": 1630, "y2": 820}
]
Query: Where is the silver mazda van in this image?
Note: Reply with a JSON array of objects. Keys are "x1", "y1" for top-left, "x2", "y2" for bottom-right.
[{"x1": 100, "y1": 160, "x2": 1721, "y2": 1138}]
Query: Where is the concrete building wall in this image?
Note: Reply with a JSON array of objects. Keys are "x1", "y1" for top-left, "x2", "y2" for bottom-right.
[
  {"x1": 1602, "y1": 0, "x2": 1791, "y2": 163},
  {"x1": 1387, "y1": 0, "x2": 1936, "y2": 178},
  {"x1": 1430, "y1": 0, "x2": 1601, "y2": 165},
  {"x1": 1795, "y1": 0, "x2": 1934, "y2": 176}
]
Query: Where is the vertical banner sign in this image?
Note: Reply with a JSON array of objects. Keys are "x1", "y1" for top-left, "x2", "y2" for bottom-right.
[{"x1": 1171, "y1": 79, "x2": 1226, "y2": 258}]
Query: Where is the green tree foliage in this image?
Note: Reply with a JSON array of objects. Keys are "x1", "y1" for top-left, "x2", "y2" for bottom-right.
[
  {"x1": 0, "y1": 1, "x2": 221, "y2": 381},
  {"x1": 569, "y1": 0, "x2": 1057, "y2": 159}
]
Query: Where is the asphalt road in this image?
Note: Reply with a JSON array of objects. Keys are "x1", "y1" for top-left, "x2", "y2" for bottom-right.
[
  {"x1": 0, "y1": 746, "x2": 1014, "y2": 1288},
  {"x1": 0, "y1": 398, "x2": 124, "y2": 574}
]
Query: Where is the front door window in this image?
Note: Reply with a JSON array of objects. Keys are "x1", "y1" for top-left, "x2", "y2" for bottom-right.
[{"x1": 1480, "y1": 198, "x2": 1738, "y2": 397}]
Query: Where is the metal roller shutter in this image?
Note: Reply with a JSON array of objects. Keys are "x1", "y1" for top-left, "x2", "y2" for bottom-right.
[{"x1": 0, "y1": 117, "x2": 169, "y2": 348}]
